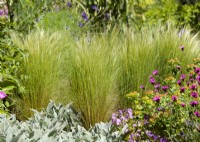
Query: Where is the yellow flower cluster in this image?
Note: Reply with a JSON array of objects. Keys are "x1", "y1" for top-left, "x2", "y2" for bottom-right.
[
  {"x1": 142, "y1": 96, "x2": 153, "y2": 105},
  {"x1": 168, "y1": 58, "x2": 180, "y2": 64},
  {"x1": 193, "y1": 58, "x2": 200, "y2": 64},
  {"x1": 145, "y1": 90, "x2": 154, "y2": 95},
  {"x1": 165, "y1": 76, "x2": 175, "y2": 83},
  {"x1": 126, "y1": 91, "x2": 139, "y2": 98}
]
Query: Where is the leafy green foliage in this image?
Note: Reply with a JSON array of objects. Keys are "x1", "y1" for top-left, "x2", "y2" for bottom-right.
[
  {"x1": 0, "y1": 2, "x2": 24, "y2": 114},
  {"x1": 0, "y1": 101, "x2": 126, "y2": 141},
  {"x1": 36, "y1": 8, "x2": 82, "y2": 36},
  {"x1": 131, "y1": 0, "x2": 200, "y2": 30},
  {"x1": 124, "y1": 57, "x2": 200, "y2": 141},
  {"x1": 6, "y1": 0, "x2": 71, "y2": 33},
  {"x1": 74, "y1": 0, "x2": 129, "y2": 31}
]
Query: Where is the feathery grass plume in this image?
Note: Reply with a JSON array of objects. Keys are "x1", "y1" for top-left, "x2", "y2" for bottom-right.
[
  {"x1": 119, "y1": 24, "x2": 200, "y2": 105},
  {"x1": 66, "y1": 31, "x2": 120, "y2": 129},
  {"x1": 12, "y1": 30, "x2": 69, "y2": 119}
]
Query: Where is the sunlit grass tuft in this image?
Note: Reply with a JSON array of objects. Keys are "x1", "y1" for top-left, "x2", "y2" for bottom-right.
[
  {"x1": 66, "y1": 31, "x2": 120, "y2": 129},
  {"x1": 119, "y1": 25, "x2": 200, "y2": 105},
  {"x1": 12, "y1": 30, "x2": 68, "y2": 119}
]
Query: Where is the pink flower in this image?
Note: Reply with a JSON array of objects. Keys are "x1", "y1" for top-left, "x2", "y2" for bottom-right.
[
  {"x1": 180, "y1": 74, "x2": 186, "y2": 81},
  {"x1": 0, "y1": 91, "x2": 7, "y2": 100},
  {"x1": 140, "y1": 85, "x2": 145, "y2": 90},
  {"x1": 190, "y1": 84, "x2": 197, "y2": 90},
  {"x1": 153, "y1": 70, "x2": 158, "y2": 75},
  {"x1": 181, "y1": 103, "x2": 186, "y2": 107},
  {"x1": 180, "y1": 87, "x2": 185, "y2": 93},
  {"x1": 149, "y1": 78, "x2": 156, "y2": 85},
  {"x1": 191, "y1": 92, "x2": 198, "y2": 98},
  {"x1": 162, "y1": 86, "x2": 169, "y2": 92},
  {"x1": 190, "y1": 101, "x2": 198, "y2": 107},
  {"x1": 194, "y1": 67, "x2": 200, "y2": 74},
  {"x1": 153, "y1": 96, "x2": 161, "y2": 102},
  {"x1": 180, "y1": 45, "x2": 184, "y2": 51},
  {"x1": 177, "y1": 80, "x2": 182, "y2": 86},
  {"x1": 154, "y1": 84, "x2": 161, "y2": 89},
  {"x1": 172, "y1": 95, "x2": 178, "y2": 102},
  {"x1": 194, "y1": 111, "x2": 200, "y2": 117}
]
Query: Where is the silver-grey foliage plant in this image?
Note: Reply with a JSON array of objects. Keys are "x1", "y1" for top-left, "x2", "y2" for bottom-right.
[{"x1": 0, "y1": 101, "x2": 126, "y2": 142}]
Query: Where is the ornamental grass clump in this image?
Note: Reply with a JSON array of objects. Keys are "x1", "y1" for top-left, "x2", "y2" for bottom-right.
[
  {"x1": 12, "y1": 30, "x2": 68, "y2": 120},
  {"x1": 119, "y1": 25, "x2": 200, "y2": 102},
  {"x1": 67, "y1": 32, "x2": 120, "y2": 129},
  {"x1": 125, "y1": 57, "x2": 200, "y2": 141}
]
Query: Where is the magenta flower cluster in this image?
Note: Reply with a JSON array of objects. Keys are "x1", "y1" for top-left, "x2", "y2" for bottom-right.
[
  {"x1": 0, "y1": 91, "x2": 7, "y2": 100},
  {"x1": 149, "y1": 65, "x2": 200, "y2": 119}
]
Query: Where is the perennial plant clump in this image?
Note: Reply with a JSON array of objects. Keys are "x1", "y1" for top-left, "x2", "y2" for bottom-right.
[{"x1": 114, "y1": 53, "x2": 200, "y2": 141}]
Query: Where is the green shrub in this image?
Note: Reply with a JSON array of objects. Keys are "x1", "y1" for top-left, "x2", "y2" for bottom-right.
[
  {"x1": 36, "y1": 8, "x2": 82, "y2": 36},
  {"x1": 142, "y1": 0, "x2": 200, "y2": 30},
  {"x1": 0, "y1": 2, "x2": 24, "y2": 114},
  {"x1": 67, "y1": 0, "x2": 130, "y2": 32}
]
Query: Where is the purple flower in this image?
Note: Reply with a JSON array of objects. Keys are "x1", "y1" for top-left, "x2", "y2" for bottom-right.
[
  {"x1": 118, "y1": 110, "x2": 123, "y2": 115},
  {"x1": 126, "y1": 108, "x2": 133, "y2": 119},
  {"x1": 181, "y1": 103, "x2": 186, "y2": 107},
  {"x1": 5, "y1": 9, "x2": 8, "y2": 15},
  {"x1": 154, "y1": 84, "x2": 161, "y2": 89},
  {"x1": 144, "y1": 114, "x2": 150, "y2": 120},
  {"x1": 187, "y1": 81, "x2": 190, "y2": 87},
  {"x1": 162, "y1": 86, "x2": 169, "y2": 92},
  {"x1": 140, "y1": 85, "x2": 145, "y2": 90},
  {"x1": 150, "y1": 77, "x2": 156, "y2": 85},
  {"x1": 67, "y1": 2, "x2": 72, "y2": 7},
  {"x1": 191, "y1": 92, "x2": 198, "y2": 98},
  {"x1": 180, "y1": 74, "x2": 186, "y2": 81},
  {"x1": 190, "y1": 84, "x2": 197, "y2": 90},
  {"x1": 115, "y1": 118, "x2": 121, "y2": 125},
  {"x1": 144, "y1": 120, "x2": 149, "y2": 125},
  {"x1": 79, "y1": 22, "x2": 84, "y2": 27},
  {"x1": 146, "y1": 131, "x2": 154, "y2": 137},
  {"x1": 0, "y1": 91, "x2": 7, "y2": 99},
  {"x1": 177, "y1": 80, "x2": 182, "y2": 86},
  {"x1": 157, "y1": 107, "x2": 162, "y2": 111},
  {"x1": 153, "y1": 70, "x2": 158, "y2": 75},
  {"x1": 172, "y1": 95, "x2": 178, "y2": 101},
  {"x1": 111, "y1": 113, "x2": 117, "y2": 123},
  {"x1": 81, "y1": 12, "x2": 88, "y2": 21},
  {"x1": 128, "y1": 133, "x2": 135, "y2": 142},
  {"x1": 0, "y1": 9, "x2": 4, "y2": 16},
  {"x1": 196, "y1": 75, "x2": 200, "y2": 85},
  {"x1": 92, "y1": 5, "x2": 98, "y2": 11},
  {"x1": 194, "y1": 111, "x2": 200, "y2": 117},
  {"x1": 105, "y1": 13, "x2": 110, "y2": 19},
  {"x1": 194, "y1": 67, "x2": 200, "y2": 74},
  {"x1": 180, "y1": 45, "x2": 184, "y2": 51},
  {"x1": 153, "y1": 135, "x2": 160, "y2": 141},
  {"x1": 153, "y1": 96, "x2": 161, "y2": 102},
  {"x1": 160, "y1": 137, "x2": 168, "y2": 142},
  {"x1": 190, "y1": 101, "x2": 198, "y2": 107},
  {"x1": 180, "y1": 87, "x2": 185, "y2": 93}
]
